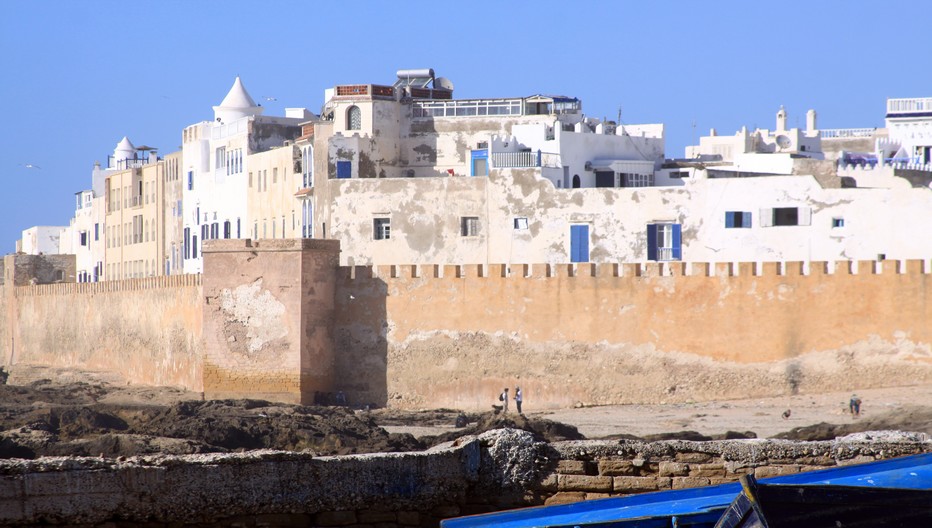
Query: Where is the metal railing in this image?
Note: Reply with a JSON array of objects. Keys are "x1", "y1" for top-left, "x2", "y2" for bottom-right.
[
  {"x1": 819, "y1": 128, "x2": 876, "y2": 139},
  {"x1": 887, "y1": 97, "x2": 932, "y2": 115},
  {"x1": 490, "y1": 151, "x2": 563, "y2": 169}
]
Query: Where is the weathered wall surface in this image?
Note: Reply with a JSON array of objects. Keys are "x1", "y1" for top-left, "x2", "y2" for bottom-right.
[
  {"x1": 6, "y1": 275, "x2": 203, "y2": 389},
  {"x1": 324, "y1": 168, "x2": 932, "y2": 268},
  {"x1": 202, "y1": 239, "x2": 340, "y2": 404},
  {"x1": 1, "y1": 431, "x2": 929, "y2": 526},
  {"x1": 336, "y1": 260, "x2": 932, "y2": 410}
]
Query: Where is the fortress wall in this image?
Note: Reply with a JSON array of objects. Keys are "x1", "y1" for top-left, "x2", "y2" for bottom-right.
[
  {"x1": 336, "y1": 260, "x2": 932, "y2": 410},
  {"x1": 6, "y1": 275, "x2": 203, "y2": 390}
]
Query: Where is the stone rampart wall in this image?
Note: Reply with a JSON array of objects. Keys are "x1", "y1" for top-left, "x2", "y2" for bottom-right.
[
  {"x1": 2, "y1": 275, "x2": 203, "y2": 390},
  {"x1": 1, "y1": 432, "x2": 930, "y2": 526},
  {"x1": 335, "y1": 259, "x2": 932, "y2": 410}
]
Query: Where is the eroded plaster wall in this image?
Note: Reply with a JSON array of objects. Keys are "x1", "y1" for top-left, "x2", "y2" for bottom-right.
[
  {"x1": 325, "y1": 168, "x2": 932, "y2": 267},
  {"x1": 6, "y1": 275, "x2": 203, "y2": 389},
  {"x1": 201, "y1": 238, "x2": 340, "y2": 404},
  {"x1": 335, "y1": 260, "x2": 932, "y2": 410}
]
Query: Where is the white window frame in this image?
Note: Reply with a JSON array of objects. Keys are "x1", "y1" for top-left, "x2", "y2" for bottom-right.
[
  {"x1": 374, "y1": 217, "x2": 391, "y2": 240},
  {"x1": 461, "y1": 216, "x2": 480, "y2": 237}
]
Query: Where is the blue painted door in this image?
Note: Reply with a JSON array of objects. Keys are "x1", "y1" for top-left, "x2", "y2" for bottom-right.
[{"x1": 570, "y1": 225, "x2": 589, "y2": 263}]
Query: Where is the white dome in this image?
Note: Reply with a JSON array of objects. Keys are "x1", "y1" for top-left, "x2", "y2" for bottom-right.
[{"x1": 213, "y1": 76, "x2": 263, "y2": 123}]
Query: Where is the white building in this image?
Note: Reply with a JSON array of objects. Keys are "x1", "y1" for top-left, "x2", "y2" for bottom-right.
[
  {"x1": 19, "y1": 226, "x2": 67, "y2": 256},
  {"x1": 883, "y1": 96, "x2": 932, "y2": 168},
  {"x1": 180, "y1": 77, "x2": 310, "y2": 273}
]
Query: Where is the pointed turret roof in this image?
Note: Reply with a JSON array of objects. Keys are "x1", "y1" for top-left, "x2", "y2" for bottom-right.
[
  {"x1": 218, "y1": 76, "x2": 258, "y2": 109},
  {"x1": 115, "y1": 136, "x2": 135, "y2": 152},
  {"x1": 213, "y1": 76, "x2": 263, "y2": 122}
]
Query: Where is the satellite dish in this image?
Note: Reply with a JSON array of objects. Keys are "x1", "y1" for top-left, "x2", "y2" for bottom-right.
[
  {"x1": 435, "y1": 77, "x2": 454, "y2": 91},
  {"x1": 775, "y1": 135, "x2": 792, "y2": 149}
]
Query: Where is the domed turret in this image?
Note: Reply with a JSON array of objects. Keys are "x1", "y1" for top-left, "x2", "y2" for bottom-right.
[
  {"x1": 212, "y1": 76, "x2": 263, "y2": 123},
  {"x1": 776, "y1": 106, "x2": 788, "y2": 131}
]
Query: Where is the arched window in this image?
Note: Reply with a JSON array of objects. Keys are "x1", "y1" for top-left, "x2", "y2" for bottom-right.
[
  {"x1": 347, "y1": 106, "x2": 361, "y2": 131},
  {"x1": 572, "y1": 174, "x2": 581, "y2": 188}
]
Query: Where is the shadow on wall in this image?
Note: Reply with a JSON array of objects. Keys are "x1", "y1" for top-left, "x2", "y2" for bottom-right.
[{"x1": 333, "y1": 270, "x2": 388, "y2": 408}]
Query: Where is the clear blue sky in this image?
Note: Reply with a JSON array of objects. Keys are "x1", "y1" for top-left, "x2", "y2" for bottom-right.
[{"x1": 1, "y1": 0, "x2": 929, "y2": 253}]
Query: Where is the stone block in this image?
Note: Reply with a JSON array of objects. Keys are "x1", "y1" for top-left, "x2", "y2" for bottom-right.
[
  {"x1": 598, "y1": 459, "x2": 638, "y2": 476},
  {"x1": 754, "y1": 465, "x2": 801, "y2": 479},
  {"x1": 585, "y1": 492, "x2": 612, "y2": 500},
  {"x1": 558, "y1": 474, "x2": 613, "y2": 492},
  {"x1": 557, "y1": 460, "x2": 587, "y2": 475},
  {"x1": 544, "y1": 491, "x2": 586, "y2": 506},
  {"x1": 672, "y1": 476, "x2": 711, "y2": 489},
  {"x1": 613, "y1": 476, "x2": 671, "y2": 493},
  {"x1": 675, "y1": 452, "x2": 713, "y2": 464},
  {"x1": 689, "y1": 463, "x2": 726, "y2": 478},
  {"x1": 314, "y1": 510, "x2": 357, "y2": 526},
  {"x1": 794, "y1": 456, "x2": 835, "y2": 466},
  {"x1": 658, "y1": 461, "x2": 689, "y2": 476}
]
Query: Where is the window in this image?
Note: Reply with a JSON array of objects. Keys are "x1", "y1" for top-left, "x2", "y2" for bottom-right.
[
  {"x1": 461, "y1": 216, "x2": 479, "y2": 237},
  {"x1": 211, "y1": 222, "x2": 218, "y2": 240},
  {"x1": 236, "y1": 218, "x2": 241, "y2": 238},
  {"x1": 572, "y1": 174, "x2": 581, "y2": 188},
  {"x1": 471, "y1": 150, "x2": 488, "y2": 177},
  {"x1": 249, "y1": 172, "x2": 253, "y2": 188},
  {"x1": 725, "y1": 211, "x2": 752, "y2": 228},
  {"x1": 647, "y1": 223, "x2": 682, "y2": 261},
  {"x1": 373, "y1": 218, "x2": 391, "y2": 240},
  {"x1": 303, "y1": 146, "x2": 314, "y2": 188},
  {"x1": 514, "y1": 217, "x2": 529, "y2": 230},
  {"x1": 223, "y1": 221, "x2": 231, "y2": 239},
  {"x1": 302, "y1": 200, "x2": 313, "y2": 238},
  {"x1": 215, "y1": 147, "x2": 226, "y2": 171},
  {"x1": 201, "y1": 224, "x2": 209, "y2": 241},
  {"x1": 670, "y1": 171, "x2": 689, "y2": 178},
  {"x1": 94, "y1": 223, "x2": 99, "y2": 241},
  {"x1": 347, "y1": 106, "x2": 362, "y2": 130},
  {"x1": 336, "y1": 160, "x2": 352, "y2": 179},
  {"x1": 79, "y1": 231, "x2": 88, "y2": 246},
  {"x1": 595, "y1": 171, "x2": 615, "y2": 188},
  {"x1": 622, "y1": 173, "x2": 654, "y2": 187},
  {"x1": 187, "y1": 171, "x2": 193, "y2": 190},
  {"x1": 832, "y1": 217, "x2": 845, "y2": 228},
  {"x1": 759, "y1": 207, "x2": 811, "y2": 227},
  {"x1": 273, "y1": 167, "x2": 278, "y2": 184},
  {"x1": 192, "y1": 235, "x2": 198, "y2": 257},
  {"x1": 570, "y1": 224, "x2": 589, "y2": 263}
]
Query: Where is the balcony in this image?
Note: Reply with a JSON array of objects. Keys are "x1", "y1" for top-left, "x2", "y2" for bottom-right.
[
  {"x1": 334, "y1": 84, "x2": 395, "y2": 99},
  {"x1": 819, "y1": 128, "x2": 876, "y2": 139},
  {"x1": 491, "y1": 150, "x2": 562, "y2": 169},
  {"x1": 886, "y1": 97, "x2": 932, "y2": 117}
]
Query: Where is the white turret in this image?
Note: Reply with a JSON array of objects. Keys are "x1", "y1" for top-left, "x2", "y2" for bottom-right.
[
  {"x1": 111, "y1": 136, "x2": 135, "y2": 169},
  {"x1": 212, "y1": 76, "x2": 263, "y2": 123},
  {"x1": 776, "y1": 106, "x2": 788, "y2": 131},
  {"x1": 806, "y1": 109, "x2": 817, "y2": 132}
]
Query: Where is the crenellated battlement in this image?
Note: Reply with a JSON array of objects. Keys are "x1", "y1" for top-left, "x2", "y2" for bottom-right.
[
  {"x1": 338, "y1": 259, "x2": 932, "y2": 281},
  {"x1": 12, "y1": 273, "x2": 201, "y2": 297}
]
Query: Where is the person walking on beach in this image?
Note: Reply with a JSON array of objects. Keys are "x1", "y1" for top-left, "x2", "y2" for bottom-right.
[
  {"x1": 514, "y1": 386, "x2": 523, "y2": 414},
  {"x1": 499, "y1": 388, "x2": 509, "y2": 412},
  {"x1": 849, "y1": 394, "x2": 862, "y2": 417}
]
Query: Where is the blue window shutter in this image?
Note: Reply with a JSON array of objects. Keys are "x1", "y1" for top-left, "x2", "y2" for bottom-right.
[
  {"x1": 671, "y1": 224, "x2": 682, "y2": 260},
  {"x1": 725, "y1": 212, "x2": 734, "y2": 228},
  {"x1": 743, "y1": 212, "x2": 752, "y2": 228},
  {"x1": 570, "y1": 225, "x2": 589, "y2": 263},
  {"x1": 336, "y1": 161, "x2": 351, "y2": 179},
  {"x1": 647, "y1": 224, "x2": 658, "y2": 261}
]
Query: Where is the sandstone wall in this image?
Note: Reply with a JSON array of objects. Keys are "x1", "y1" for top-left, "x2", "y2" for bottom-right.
[
  {"x1": 336, "y1": 260, "x2": 932, "y2": 410},
  {"x1": 6, "y1": 275, "x2": 203, "y2": 390},
  {"x1": 1, "y1": 431, "x2": 929, "y2": 527},
  {"x1": 201, "y1": 239, "x2": 341, "y2": 404}
]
